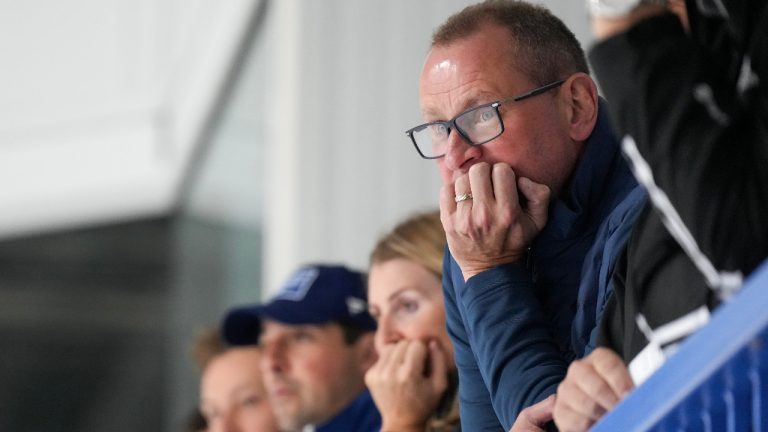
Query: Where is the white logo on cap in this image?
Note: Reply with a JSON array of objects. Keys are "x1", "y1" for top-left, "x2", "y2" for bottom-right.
[
  {"x1": 346, "y1": 297, "x2": 367, "y2": 315},
  {"x1": 274, "y1": 268, "x2": 319, "y2": 301}
]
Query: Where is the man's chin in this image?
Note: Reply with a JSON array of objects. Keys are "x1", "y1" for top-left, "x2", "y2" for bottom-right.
[
  {"x1": 276, "y1": 417, "x2": 303, "y2": 432},
  {"x1": 273, "y1": 405, "x2": 304, "y2": 432}
]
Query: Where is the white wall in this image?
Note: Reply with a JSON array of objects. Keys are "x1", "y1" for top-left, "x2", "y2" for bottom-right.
[{"x1": 0, "y1": 0, "x2": 259, "y2": 239}]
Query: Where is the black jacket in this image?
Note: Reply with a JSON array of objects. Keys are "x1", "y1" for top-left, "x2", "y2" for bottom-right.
[{"x1": 590, "y1": 1, "x2": 768, "y2": 362}]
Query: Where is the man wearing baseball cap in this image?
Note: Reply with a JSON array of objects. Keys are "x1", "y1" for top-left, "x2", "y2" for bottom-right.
[{"x1": 222, "y1": 264, "x2": 381, "y2": 432}]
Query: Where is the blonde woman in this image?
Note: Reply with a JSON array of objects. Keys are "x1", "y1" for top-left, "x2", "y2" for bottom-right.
[{"x1": 365, "y1": 211, "x2": 460, "y2": 432}]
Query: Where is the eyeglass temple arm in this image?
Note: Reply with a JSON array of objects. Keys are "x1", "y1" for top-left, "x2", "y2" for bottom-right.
[{"x1": 512, "y1": 79, "x2": 566, "y2": 102}]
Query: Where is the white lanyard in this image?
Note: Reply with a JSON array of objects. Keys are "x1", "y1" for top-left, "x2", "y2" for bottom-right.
[
  {"x1": 621, "y1": 135, "x2": 744, "y2": 384},
  {"x1": 621, "y1": 135, "x2": 743, "y2": 301}
]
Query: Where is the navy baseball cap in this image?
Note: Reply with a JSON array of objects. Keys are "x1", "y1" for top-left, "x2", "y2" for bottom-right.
[{"x1": 222, "y1": 264, "x2": 376, "y2": 345}]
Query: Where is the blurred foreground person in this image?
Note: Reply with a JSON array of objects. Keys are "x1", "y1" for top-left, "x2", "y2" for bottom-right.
[
  {"x1": 365, "y1": 211, "x2": 460, "y2": 432},
  {"x1": 554, "y1": 0, "x2": 768, "y2": 430},
  {"x1": 223, "y1": 265, "x2": 381, "y2": 432}
]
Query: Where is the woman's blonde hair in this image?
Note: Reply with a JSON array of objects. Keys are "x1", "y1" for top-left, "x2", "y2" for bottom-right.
[{"x1": 369, "y1": 210, "x2": 445, "y2": 276}]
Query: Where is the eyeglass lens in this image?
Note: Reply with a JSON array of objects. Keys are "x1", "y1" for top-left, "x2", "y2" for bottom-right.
[{"x1": 412, "y1": 105, "x2": 502, "y2": 158}]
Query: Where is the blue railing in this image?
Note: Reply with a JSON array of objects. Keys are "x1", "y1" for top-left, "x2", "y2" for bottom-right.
[{"x1": 593, "y1": 260, "x2": 768, "y2": 432}]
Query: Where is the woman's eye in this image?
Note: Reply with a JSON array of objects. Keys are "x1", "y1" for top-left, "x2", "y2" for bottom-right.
[
  {"x1": 241, "y1": 395, "x2": 262, "y2": 407},
  {"x1": 202, "y1": 409, "x2": 219, "y2": 421},
  {"x1": 293, "y1": 331, "x2": 313, "y2": 342},
  {"x1": 396, "y1": 299, "x2": 418, "y2": 315}
]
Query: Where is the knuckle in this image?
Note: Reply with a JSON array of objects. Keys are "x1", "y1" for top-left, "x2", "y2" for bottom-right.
[
  {"x1": 471, "y1": 161, "x2": 489, "y2": 174},
  {"x1": 364, "y1": 371, "x2": 379, "y2": 386},
  {"x1": 574, "y1": 417, "x2": 594, "y2": 432},
  {"x1": 588, "y1": 402, "x2": 606, "y2": 419},
  {"x1": 555, "y1": 414, "x2": 578, "y2": 432},
  {"x1": 567, "y1": 359, "x2": 587, "y2": 375},
  {"x1": 592, "y1": 347, "x2": 613, "y2": 358},
  {"x1": 594, "y1": 350, "x2": 623, "y2": 372},
  {"x1": 492, "y1": 161, "x2": 508, "y2": 172},
  {"x1": 455, "y1": 173, "x2": 469, "y2": 187},
  {"x1": 395, "y1": 369, "x2": 411, "y2": 383},
  {"x1": 473, "y1": 208, "x2": 491, "y2": 229},
  {"x1": 557, "y1": 410, "x2": 594, "y2": 432},
  {"x1": 455, "y1": 218, "x2": 470, "y2": 234},
  {"x1": 497, "y1": 207, "x2": 514, "y2": 226},
  {"x1": 593, "y1": 380, "x2": 612, "y2": 396},
  {"x1": 439, "y1": 212, "x2": 451, "y2": 228}
]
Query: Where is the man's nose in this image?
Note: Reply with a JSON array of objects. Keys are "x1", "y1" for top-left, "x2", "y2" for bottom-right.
[
  {"x1": 443, "y1": 130, "x2": 481, "y2": 172},
  {"x1": 261, "y1": 340, "x2": 286, "y2": 372}
]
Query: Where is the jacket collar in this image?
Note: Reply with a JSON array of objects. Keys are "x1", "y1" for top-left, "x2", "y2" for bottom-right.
[
  {"x1": 541, "y1": 98, "x2": 621, "y2": 241},
  {"x1": 314, "y1": 389, "x2": 381, "y2": 432}
]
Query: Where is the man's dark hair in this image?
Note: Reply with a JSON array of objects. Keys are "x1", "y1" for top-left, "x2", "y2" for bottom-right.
[
  {"x1": 432, "y1": 0, "x2": 589, "y2": 85},
  {"x1": 338, "y1": 322, "x2": 374, "y2": 345}
]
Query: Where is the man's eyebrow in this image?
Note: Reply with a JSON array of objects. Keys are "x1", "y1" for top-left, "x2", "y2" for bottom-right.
[
  {"x1": 421, "y1": 93, "x2": 498, "y2": 121},
  {"x1": 421, "y1": 106, "x2": 441, "y2": 120},
  {"x1": 459, "y1": 96, "x2": 488, "y2": 112}
]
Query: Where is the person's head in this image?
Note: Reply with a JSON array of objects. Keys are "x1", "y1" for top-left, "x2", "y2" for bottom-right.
[
  {"x1": 412, "y1": 0, "x2": 599, "y2": 195},
  {"x1": 188, "y1": 326, "x2": 225, "y2": 432},
  {"x1": 367, "y1": 211, "x2": 454, "y2": 368},
  {"x1": 200, "y1": 347, "x2": 279, "y2": 432},
  {"x1": 222, "y1": 265, "x2": 378, "y2": 431},
  {"x1": 191, "y1": 326, "x2": 227, "y2": 373}
]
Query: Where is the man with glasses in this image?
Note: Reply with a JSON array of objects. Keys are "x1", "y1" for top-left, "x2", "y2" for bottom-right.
[{"x1": 408, "y1": 1, "x2": 646, "y2": 430}]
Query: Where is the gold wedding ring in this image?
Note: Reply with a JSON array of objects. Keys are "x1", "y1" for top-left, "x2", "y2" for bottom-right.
[{"x1": 454, "y1": 193, "x2": 473, "y2": 203}]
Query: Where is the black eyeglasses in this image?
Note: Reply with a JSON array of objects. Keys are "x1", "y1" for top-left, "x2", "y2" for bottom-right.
[{"x1": 405, "y1": 79, "x2": 565, "y2": 159}]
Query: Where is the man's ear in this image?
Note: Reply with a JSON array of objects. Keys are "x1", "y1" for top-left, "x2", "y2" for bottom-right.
[
  {"x1": 560, "y1": 72, "x2": 598, "y2": 142},
  {"x1": 355, "y1": 332, "x2": 378, "y2": 371}
]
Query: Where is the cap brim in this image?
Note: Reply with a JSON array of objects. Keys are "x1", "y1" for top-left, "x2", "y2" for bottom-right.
[
  {"x1": 222, "y1": 301, "x2": 329, "y2": 346},
  {"x1": 222, "y1": 306, "x2": 263, "y2": 346}
]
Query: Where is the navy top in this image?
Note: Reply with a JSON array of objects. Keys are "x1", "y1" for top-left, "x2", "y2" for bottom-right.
[
  {"x1": 442, "y1": 101, "x2": 647, "y2": 431},
  {"x1": 314, "y1": 389, "x2": 381, "y2": 432}
]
